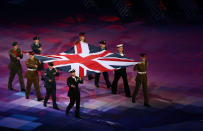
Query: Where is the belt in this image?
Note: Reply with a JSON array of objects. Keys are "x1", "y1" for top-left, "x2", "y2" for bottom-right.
[
  {"x1": 27, "y1": 68, "x2": 37, "y2": 71},
  {"x1": 137, "y1": 72, "x2": 146, "y2": 75}
]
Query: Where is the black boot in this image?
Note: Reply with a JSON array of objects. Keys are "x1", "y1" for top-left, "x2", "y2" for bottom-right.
[
  {"x1": 8, "y1": 87, "x2": 13, "y2": 91},
  {"x1": 75, "y1": 114, "x2": 82, "y2": 119},
  {"x1": 37, "y1": 97, "x2": 44, "y2": 101},
  {"x1": 66, "y1": 108, "x2": 70, "y2": 116},
  {"x1": 144, "y1": 103, "x2": 151, "y2": 108},
  {"x1": 132, "y1": 97, "x2": 136, "y2": 103},
  {"x1": 53, "y1": 104, "x2": 59, "y2": 110},
  {"x1": 21, "y1": 88, "x2": 25, "y2": 92},
  {"x1": 95, "y1": 84, "x2": 99, "y2": 88},
  {"x1": 126, "y1": 94, "x2": 131, "y2": 98},
  {"x1": 43, "y1": 101, "x2": 47, "y2": 107}
]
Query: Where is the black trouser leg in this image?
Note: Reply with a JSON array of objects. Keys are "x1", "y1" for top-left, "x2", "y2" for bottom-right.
[
  {"x1": 75, "y1": 92, "x2": 80, "y2": 116},
  {"x1": 122, "y1": 73, "x2": 131, "y2": 96},
  {"x1": 103, "y1": 72, "x2": 111, "y2": 88},
  {"x1": 51, "y1": 87, "x2": 57, "y2": 107},
  {"x1": 17, "y1": 68, "x2": 25, "y2": 90},
  {"x1": 112, "y1": 71, "x2": 121, "y2": 93},
  {"x1": 44, "y1": 88, "x2": 51, "y2": 104},
  {"x1": 66, "y1": 97, "x2": 76, "y2": 114},
  {"x1": 94, "y1": 73, "x2": 100, "y2": 87},
  {"x1": 8, "y1": 69, "x2": 16, "y2": 89},
  {"x1": 132, "y1": 80, "x2": 141, "y2": 99},
  {"x1": 88, "y1": 74, "x2": 93, "y2": 80}
]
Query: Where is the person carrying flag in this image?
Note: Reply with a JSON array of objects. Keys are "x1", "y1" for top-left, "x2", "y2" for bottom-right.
[
  {"x1": 66, "y1": 69, "x2": 83, "y2": 119},
  {"x1": 8, "y1": 42, "x2": 25, "y2": 91}
]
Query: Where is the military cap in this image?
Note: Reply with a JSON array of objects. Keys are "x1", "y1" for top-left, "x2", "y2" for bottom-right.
[
  {"x1": 99, "y1": 40, "x2": 106, "y2": 45},
  {"x1": 12, "y1": 42, "x2": 18, "y2": 46},
  {"x1": 116, "y1": 44, "x2": 123, "y2": 48},
  {"x1": 48, "y1": 62, "x2": 54, "y2": 66},
  {"x1": 33, "y1": 36, "x2": 40, "y2": 40},
  {"x1": 79, "y1": 32, "x2": 85, "y2": 36},
  {"x1": 69, "y1": 69, "x2": 76, "y2": 73}
]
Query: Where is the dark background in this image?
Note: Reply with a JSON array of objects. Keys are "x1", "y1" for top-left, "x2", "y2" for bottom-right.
[{"x1": 0, "y1": 0, "x2": 203, "y2": 24}]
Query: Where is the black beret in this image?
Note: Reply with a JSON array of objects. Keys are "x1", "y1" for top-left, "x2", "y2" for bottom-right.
[
  {"x1": 12, "y1": 42, "x2": 18, "y2": 46},
  {"x1": 140, "y1": 53, "x2": 146, "y2": 57},
  {"x1": 33, "y1": 36, "x2": 40, "y2": 40},
  {"x1": 99, "y1": 40, "x2": 106, "y2": 44},
  {"x1": 79, "y1": 32, "x2": 85, "y2": 36},
  {"x1": 48, "y1": 62, "x2": 54, "y2": 66}
]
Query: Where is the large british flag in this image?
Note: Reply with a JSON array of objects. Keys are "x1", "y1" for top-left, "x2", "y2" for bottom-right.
[{"x1": 35, "y1": 41, "x2": 138, "y2": 77}]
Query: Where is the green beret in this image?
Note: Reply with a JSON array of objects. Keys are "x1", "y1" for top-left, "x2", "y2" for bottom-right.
[{"x1": 12, "y1": 42, "x2": 18, "y2": 46}]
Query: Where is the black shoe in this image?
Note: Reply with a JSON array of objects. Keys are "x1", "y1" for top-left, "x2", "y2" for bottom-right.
[
  {"x1": 8, "y1": 87, "x2": 13, "y2": 91},
  {"x1": 26, "y1": 96, "x2": 29, "y2": 99},
  {"x1": 112, "y1": 92, "x2": 117, "y2": 94},
  {"x1": 107, "y1": 86, "x2": 111, "y2": 89},
  {"x1": 126, "y1": 95, "x2": 131, "y2": 98},
  {"x1": 75, "y1": 115, "x2": 82, "y2": 119},
  {"x1": 41, "y1": 77, "x2": 45, "y2": 81},
  {"x1": 144, "y1": 103, "x2": 151, "y2": 108},
  {"x1": 21, "y1": 88, "x2": 25, "y2": 92},
  {"x1": 43, "y1": 102, "x2": 47, "y2": 107},
  {"x1": 37, "y1": 97, "x2": 44, "y2": 101},
  {"x1": 95, "y1": 84, "x2": 99, "y2": 88},
  {"x1": 53, "y1": 106, "x2": 59, "y2": 110},
  {"x1": 132, "y1": 97, "x2": 135, "y2": 103},
  {"x1": 65, "y1": 111, "x2": 69, "y2": 116}
]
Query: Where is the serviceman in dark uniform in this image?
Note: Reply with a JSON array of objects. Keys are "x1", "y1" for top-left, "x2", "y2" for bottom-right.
[
  {"x1": 66, "y1": 69, "x2": 83, "y2": 119},
  {"x1": 94, "y1": 40, "x2": 111, "y2": 88},
  {"x1": 76, "y1": 32, "x2": 93, "y2": 80},
  {"x1": 31, "y1": 36, "x2": 42, "y2": 54},
  {"x1": 111, "y1": 44, "x2": 131, "y2": 97},
  {"x1": 132, "y1": 53, "x2": 150, "y2": 107},
  {"x1": 31, "y1": 36, "x2": 44, "y2": 80},
  {"x1": 8, "y1": 42, "x2": 25, "y2": 91},
  {"x1": 24, "y1": 51, "x2": 43, "y2": 101},
  {"x1": 43, "y1": 62, "x2": 59, "y2": 110}
]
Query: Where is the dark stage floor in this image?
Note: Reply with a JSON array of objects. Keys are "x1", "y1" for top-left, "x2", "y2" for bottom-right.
[{"x1": 0, "y1": 14, "x2": 203, "y2": 131}]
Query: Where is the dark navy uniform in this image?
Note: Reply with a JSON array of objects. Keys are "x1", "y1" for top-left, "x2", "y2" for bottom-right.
[
  {"x1": 31, "y1": 36, "x2": 44, "y2": 79},
  {"x1": 112, "y1": 52, "x2": 131, "y2": 97},
  {"x1": 31, "y1": 43, "x2": 42, "y2": 54},
  {"x1": 44, "y1": 67, "x2": 59, "y2": 109},
  {"x1": 95, "y1": 45, "x2": 111, "y2": 88},
  {"x1": 66, "y1": 75, "x2": 83, "y2": 117}
]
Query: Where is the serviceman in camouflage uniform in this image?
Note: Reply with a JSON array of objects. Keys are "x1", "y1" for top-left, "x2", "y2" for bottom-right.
[
  {"x1": 132, "y1": 53, "x2": 150, "y2": 107},
  {"x1": 8, "y1": 42, "x2": 25, "y2": 91},
  {"x1": 31, "y1": 36, "x2": 44, "y2": 80},
  {"x1": 25, "y1": 51, "x2": 43, "y2": 101}
]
